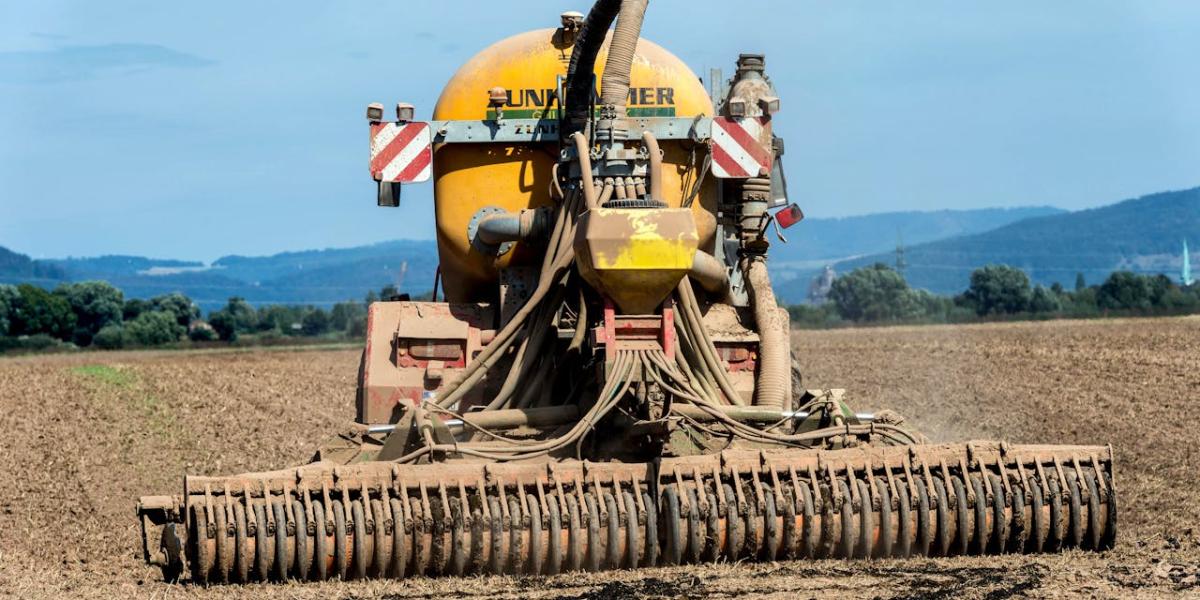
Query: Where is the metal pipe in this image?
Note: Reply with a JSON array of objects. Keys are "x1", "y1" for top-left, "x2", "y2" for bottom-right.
[
  {"x1": 688, "y1": 249, "x2": 728, "y2": 295},
  {"x1": 476, "y1": 208, "x2": 548, "y2": 245}
]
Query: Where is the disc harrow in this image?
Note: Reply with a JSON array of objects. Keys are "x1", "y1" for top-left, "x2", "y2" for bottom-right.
[{"x1": 139, "y1": 442, "x2": 1115, "y2": 583}]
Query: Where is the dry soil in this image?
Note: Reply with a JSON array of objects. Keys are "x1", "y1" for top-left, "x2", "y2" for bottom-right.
[{"x1": 1, "y1": 317, "x2": 1197, "y2": 599}]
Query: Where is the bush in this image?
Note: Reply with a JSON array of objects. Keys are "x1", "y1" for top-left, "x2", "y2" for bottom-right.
[
  {"x1": 92, "y1": 324, "x2": 127, "y2": 350},
  {"x1": 786, "y1": 303, "x2": 843, "y2": 328},
  {"x1": 960, "y1": 265, "x2": 1032, "y2": 315},
  {"x1": 124, "y1": 311, "x2": 185, "y2": 346},
  {"x1": 188, "y1": 323, "x2": 218, "y2": 342},
  {"x1": 0, "y1": 333, "x2": 72, "y2": 353},
  {"x1": 828, "y1": 263, "x2": 923, "y2": 322}
]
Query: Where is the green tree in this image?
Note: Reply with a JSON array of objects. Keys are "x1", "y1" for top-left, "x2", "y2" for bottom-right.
[
  {"x1": 150, "y1": 292, "x2": 200, "y2": 328},
  {"x1": 330, "y1": 301, "x2": 366, "y2": 333},
  {"x1": 123, "y1": 298, "x2": 150, "y2": 321},
  {"x1": 379, "y1": 284, "x2": 400, "y2": 300},
  {"x1": 55, "y1": 281, "x2": 124, "y2": 346},
  {"x1": 9, "y1": 284, "x2": 76, "y2": 339},
  {"x1": 257, "y1": 304, "x2": 305, "y2": 334},
  {"x1": 0, "y1": 284, "x2": 18, "y2": 336},
  {"x1": 1097, "y1": 271, "x2": 1152, "y2": 311},
  {"x1": 209, "y1": 297, "x2": 258, "y2": 334},
  {"x1": 1074, "y1": 273, "x2": 1087, "y2": 292},
  {"x1": 124, "y1": 310, "x2": 185, "y2": 346},
  {"x1": 1029, "y1": 285, "x2": 1062, "y2": 313},
  {"x1": 301, "y1": 308, "x2": 330, "y2": 336},
  {"x1": 208, "y1": 311, "x2": 238, "y2": 341},
  {"x1": 828, "y1": 263, "x2": 923, "y2": 322},
  {"x1": 960, "y1": 265, "x2": 1032, "y2": 315}
]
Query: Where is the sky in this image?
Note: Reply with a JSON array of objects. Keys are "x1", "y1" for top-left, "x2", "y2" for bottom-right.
[{"x1": 1, "y1": 1, "x2": 1198, "y2": 262}]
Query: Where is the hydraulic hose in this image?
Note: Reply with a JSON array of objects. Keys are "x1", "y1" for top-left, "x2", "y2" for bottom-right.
[{"x1": 745, "y1": 258, "x2": 791, "y2": 409}]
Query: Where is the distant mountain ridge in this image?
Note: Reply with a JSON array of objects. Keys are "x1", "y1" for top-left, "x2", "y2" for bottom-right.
[
  {"x1": 777, "y1": 186, "x2": 1200, "y2": 300},
  {"x1": 5, "y1": 188, "x2": 1195, "y2": 310},
  {"x1": 769, "y1": 206, "x2": 1065, "y2": 282}
]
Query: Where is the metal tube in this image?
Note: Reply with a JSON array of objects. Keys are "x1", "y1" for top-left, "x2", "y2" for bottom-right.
[
  {"x1": 476, "y1": 209, "x2": 548, "y2": 245},
  {"x1": 688, "y1": 250, "x2": 728, "y2": 295}
]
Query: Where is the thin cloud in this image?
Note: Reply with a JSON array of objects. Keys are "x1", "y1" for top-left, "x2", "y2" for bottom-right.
[{"x1": 0, "y1": 43, "x2": 214, "y2": 84}]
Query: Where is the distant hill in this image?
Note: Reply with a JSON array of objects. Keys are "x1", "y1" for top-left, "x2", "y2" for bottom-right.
[
  {"x1": 44, "y1": 255, "x2": 206, "y2": 279},
  {"x1": 0, "y1": 246, "x2": 66, "y2": 283},
  {"x1": 0, "y1": 241, "x2": 437, "y2": 312},
  {"x1": 783, "y1": 186, "x2": 1199, "y2": 298},
  {"x1": 212, "y1": 240, "x2": 437, "y2": 286},
  {"x1": 770, "y1": 206, "x2": 1063, "y2": 263},
  {"x1": 7, "y1": 187, "x2": 1196, "y2": 310},
  {"x1": 767, "y1": 206, "x2": 1065, "y2": 283}
]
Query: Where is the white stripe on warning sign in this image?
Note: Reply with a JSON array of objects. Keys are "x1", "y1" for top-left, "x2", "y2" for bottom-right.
[
  {"x1": 370, "y1": 123, "x2": 402, "y2": 157},
  {"x1": 710, "y1": 117, "x2": 773, "y2": 179},
  {"x1": 381, "y1": 132, "x2": 430, "y2": 181},
  {"x1": 369, "y1": 122, "x2": 432, "y2": 183},
  {"x1": 711, "y1": 121, "x2": 766, "y2": 177}
]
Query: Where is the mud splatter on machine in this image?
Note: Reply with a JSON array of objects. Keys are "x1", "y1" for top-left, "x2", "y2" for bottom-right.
[{"x1": 138, "y1": 2, "x2": 1116, "y2": 583}]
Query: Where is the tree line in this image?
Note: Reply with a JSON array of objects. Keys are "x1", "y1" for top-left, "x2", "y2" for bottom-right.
[
  {"x1": 790, "y1": 263, "x2": 1200, "y2": 327},
  {"x1": 0, "y1": 281, "x2": 407, "y2": 352}
]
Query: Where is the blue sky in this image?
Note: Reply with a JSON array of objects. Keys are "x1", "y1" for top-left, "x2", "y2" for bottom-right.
[{"x1": 2, "y1": 1, "x2": 1198, "y2": 262}]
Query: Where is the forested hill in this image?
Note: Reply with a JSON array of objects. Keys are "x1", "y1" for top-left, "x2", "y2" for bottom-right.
[
  {"x1": 770, "y1": 206, "x2": 1063, "y2": 263},
  {"x1": 0, "y1": 246, "x2": 65, "y2": 282},
  {"x1": 818, "y1": 187, "x2": 1200, "y2": 296}
]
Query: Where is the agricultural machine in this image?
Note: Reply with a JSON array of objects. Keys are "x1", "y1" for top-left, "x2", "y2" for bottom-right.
[{"x1": 138, "y1": 1, "x2": 1116, "y2": 583}]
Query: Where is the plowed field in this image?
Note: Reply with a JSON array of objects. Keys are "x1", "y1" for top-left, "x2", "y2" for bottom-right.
[{"x1": 1, "y1": 317, "x2": 1197, "y2": 599}]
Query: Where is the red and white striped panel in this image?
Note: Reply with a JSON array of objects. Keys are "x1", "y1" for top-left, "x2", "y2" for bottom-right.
[
  {"x1": 369, "y1": 122, "x2": 432, "y2": 183},
  {"x1": 710, "y1": 117, "x2": 773, "y2": 179}
]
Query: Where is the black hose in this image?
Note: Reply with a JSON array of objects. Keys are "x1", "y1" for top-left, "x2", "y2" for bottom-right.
[{"x1": 564, "y1": 0, "x2": 621, "y2": 132}]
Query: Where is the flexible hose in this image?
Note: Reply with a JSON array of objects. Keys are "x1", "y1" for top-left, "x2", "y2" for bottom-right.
[
  {"x1": 641, "y1": 131, "x2": 662, "y2": 202},
  {"x1": 571, "y1": 133, "x2": 599, "y2": 209},
  {"x1": 565, "y1": 0, "x2": 622, "y2": 131},
  {"x1": 600, "y1": 0, "x2": 649, "y2": 112},
  {"x1": 745, "y1": 258, "x2": 790, "y2": 409}
]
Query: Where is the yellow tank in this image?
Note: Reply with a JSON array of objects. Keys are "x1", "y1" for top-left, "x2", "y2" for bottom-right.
[{"x1": 432, "y1": 28, "x2": 718, "y2": 302}]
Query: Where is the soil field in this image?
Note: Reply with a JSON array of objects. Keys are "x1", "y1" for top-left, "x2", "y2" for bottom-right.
[{"x1": 0, "y1": 317, "x2": 1197, "y2": 599}]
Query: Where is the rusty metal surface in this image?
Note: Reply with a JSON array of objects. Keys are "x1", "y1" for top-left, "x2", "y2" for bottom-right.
[{"x1": 139, "y1": 441, "x2": 1115, "y2": 582}]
